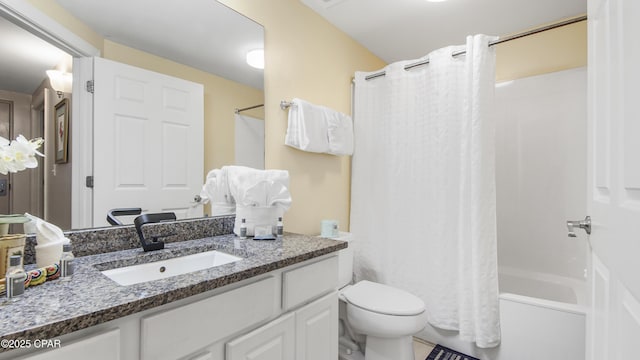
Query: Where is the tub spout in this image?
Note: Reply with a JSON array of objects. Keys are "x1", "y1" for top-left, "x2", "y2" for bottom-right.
[{"x1": 566, "y1": 216, "x2": 591, "y2": 237}]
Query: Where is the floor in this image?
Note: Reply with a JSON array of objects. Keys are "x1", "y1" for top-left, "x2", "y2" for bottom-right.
[{"x1": 413, "y1": 338, "x2": 436, "y2": 359}]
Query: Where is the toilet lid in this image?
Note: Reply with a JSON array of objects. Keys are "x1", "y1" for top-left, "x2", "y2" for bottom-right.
[{"x1": 341, "y1": 280, "x2": 425, "y2": 316}]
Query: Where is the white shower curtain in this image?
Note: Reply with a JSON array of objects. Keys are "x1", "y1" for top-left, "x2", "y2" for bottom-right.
[{"x1": 351, "y1": 35, "x2": 500, "y2": 348}]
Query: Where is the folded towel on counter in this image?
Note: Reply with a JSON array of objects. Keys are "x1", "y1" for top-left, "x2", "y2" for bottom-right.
[
  {"x1": 216, "y1": 166, "x2": 292, "y2": 236},
  {"x1": 239, "y1": 180, "x2": 292, "y2": 210},
  {"x1": 224, "y1": 165, "x2": 290, "y2": 201},
  {"x1": 199, "y1": 166, "x2": 292, "y2": 230},
  {"x1": 200, "y1": 169, "x2": 235, "y2": 215},
  {"x1": 234, "y1": 180, "x2": 292, "y2": 236}
]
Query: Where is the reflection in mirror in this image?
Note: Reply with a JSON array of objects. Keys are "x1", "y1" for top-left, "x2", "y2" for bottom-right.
[{"x1": 0, "y1": 0, "x2": 264, "y2": 231}]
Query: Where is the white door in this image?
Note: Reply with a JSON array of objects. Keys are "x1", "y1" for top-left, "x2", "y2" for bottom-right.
[
  {"x1": 93, "y1": 57, "x2": 203, "y2": 226},
  {"x1": 588, "y1": 0, "x2": 640, "y2": 359}
]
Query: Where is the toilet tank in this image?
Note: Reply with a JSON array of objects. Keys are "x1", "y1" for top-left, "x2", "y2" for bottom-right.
[{"x1": 328, "y1": 231, "x2": 354, "y2": 288}]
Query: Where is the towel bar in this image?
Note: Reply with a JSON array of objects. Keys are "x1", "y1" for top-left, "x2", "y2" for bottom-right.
[{"x1": 280, "y1": 100, "x2": 296, "y2": 110}]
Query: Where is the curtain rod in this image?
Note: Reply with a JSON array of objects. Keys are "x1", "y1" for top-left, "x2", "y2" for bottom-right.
[
  {"x1": 365, "y1": 15, "x2": 588, "y2": 81},
  {"x1": 235, "y1": 104, "x2": 264, "y2": 114}
]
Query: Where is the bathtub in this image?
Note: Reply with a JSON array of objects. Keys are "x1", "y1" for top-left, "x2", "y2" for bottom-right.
[{"x1": 418, "y1": 267, "x2": 587, "y2": 360}]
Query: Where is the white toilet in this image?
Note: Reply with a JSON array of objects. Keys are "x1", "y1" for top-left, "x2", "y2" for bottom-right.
[{"x1": 333, "y1": 232, "x2": 428, "y2": 360}]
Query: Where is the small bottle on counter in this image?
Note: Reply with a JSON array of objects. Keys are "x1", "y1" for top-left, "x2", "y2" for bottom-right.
[
  {"x1": 276, "y1": 217, "x2": 284, "y2": 238},
  {"x1": 59, "y1": 243, "x2": 75, "y2": 280},
  {"x1": 240, "y1": 218, "x2": 247, "y2": 239},
  {"x1": 5, "y1": 255, "x2": 26, "y2": 300}
]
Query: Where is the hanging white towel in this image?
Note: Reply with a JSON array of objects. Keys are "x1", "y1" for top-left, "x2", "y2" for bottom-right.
[
  {"x1": 285, "y1": 98, "x2": 329, "y2": 153},
  {"x1": 285, "y1": 98, "x2": 353, "y2": 155},
  {"x1": 327, "y1": 111, "x2": 354, "y2": 155}
]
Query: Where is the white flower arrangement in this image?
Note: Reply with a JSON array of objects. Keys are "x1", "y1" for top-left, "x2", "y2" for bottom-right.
[{"x1": 0, "y1": 135, "x2": 44, "y2": 175}]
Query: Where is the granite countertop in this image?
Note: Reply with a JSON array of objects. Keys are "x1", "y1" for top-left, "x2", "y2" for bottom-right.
[{"x1": 0, "y1": 233, "x2": 346, "y2": 343}]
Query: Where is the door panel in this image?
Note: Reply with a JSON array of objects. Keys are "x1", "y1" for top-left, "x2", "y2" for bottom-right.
[
  {"x1": 588, "y1": 0, "x2": 640, "y2": 358},
  {"x1": 0, "y1": 100, "x2": 11, "y2": 215},
  {"x1": 93, "y1": 57, "x2": 203, "y2": 226}
]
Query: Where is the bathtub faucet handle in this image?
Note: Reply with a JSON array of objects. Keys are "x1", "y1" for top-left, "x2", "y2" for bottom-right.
[{"x1": 566, "y1": 216, "x2": 591, "y2": 237}]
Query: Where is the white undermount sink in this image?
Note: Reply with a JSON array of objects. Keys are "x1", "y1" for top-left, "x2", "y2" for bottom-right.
[{"x1": 101, "y1": 250, "x2": 242, "y2": 286}]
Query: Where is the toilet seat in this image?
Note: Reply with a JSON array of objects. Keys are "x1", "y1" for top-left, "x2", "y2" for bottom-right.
[{"x1": 341, "y1": 280, "x2": 425, "y2": 316}]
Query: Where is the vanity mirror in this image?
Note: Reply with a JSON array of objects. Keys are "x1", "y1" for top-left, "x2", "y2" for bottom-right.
[{"x1": 0, "y1": 0, "x2": 264, "y2": 230}]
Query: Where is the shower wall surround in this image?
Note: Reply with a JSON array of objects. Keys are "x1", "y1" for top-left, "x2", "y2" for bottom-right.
[{"x1": 495, "y1": 67, "x2": 587, "y2": 281}]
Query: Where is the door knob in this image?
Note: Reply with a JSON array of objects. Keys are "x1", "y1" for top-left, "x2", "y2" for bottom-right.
[{"x1": 567, "y1": 216, "x2": 591, "y2": 237}]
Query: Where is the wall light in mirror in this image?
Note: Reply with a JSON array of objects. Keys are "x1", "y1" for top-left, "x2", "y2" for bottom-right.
[
  {"x1": 46, "y1": 70, "x2": 73, "y2": 98},
  {"x1": 246, "y1": 49, "x2": 264, "y2": 69}
]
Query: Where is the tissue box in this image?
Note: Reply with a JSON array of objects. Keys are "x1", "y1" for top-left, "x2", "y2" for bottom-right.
[{"x1": 234, "y1": 205, "x2": 284, "y2": 237}]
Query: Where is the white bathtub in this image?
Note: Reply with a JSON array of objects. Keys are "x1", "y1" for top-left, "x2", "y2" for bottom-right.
[{"x1": 418, "y1": 267, "x2": 587, "y2": 360}]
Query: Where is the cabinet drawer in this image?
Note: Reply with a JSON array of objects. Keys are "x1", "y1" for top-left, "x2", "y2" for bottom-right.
[
  {"x1": 141, "y1": 276, "x2": 277, "y2": 360},
  {"x1": 282, "y1": 256, "x2": 338, "y2": 311}
]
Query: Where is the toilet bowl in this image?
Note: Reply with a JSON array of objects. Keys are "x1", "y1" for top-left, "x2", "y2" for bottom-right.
[{"x1": 331, "y1": 232, "x2": 427, "y2": 360}]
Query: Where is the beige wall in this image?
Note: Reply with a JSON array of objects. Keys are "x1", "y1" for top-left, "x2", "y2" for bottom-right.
[
  {"x1": 219, "y1": 0, "x2": 386, "y2": 234},
  {"x1": 495, "y1": 18, "x2": 587, "y2": 82}
]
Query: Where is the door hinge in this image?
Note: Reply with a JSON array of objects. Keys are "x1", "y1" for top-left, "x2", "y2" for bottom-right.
[
  {"x1": 85, "y1": 175, "x2": 94, "y2": 188},
  {"x1": 86, "y1": 80, "x2": 94, "y2": 93}
]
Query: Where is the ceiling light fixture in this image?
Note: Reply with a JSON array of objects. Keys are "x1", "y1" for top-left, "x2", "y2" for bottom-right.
[
  {"x1": 46, "y1": 70, "x2": 73, "y2": 98},
  {"x1": 246, "y1": 49, "x2": 264, "y2": 69}
]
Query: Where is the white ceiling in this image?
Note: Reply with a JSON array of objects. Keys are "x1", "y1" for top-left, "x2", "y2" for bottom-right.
[
  {"x1": 300, "y1": 0, "x2": 587, "y2": 64},
  {"x1": 0, "y1": 17, "x2": 71, "y2": 94}
]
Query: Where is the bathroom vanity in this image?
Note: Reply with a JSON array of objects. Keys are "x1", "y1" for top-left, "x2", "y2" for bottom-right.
[{"x1": 0, "y1": 223, "x2": 345, "y2": 360}]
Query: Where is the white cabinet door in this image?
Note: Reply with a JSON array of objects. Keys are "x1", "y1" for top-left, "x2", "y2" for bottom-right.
[
  {"x1": 20, "y1": 329, "x2": 120, "y2": 360},
  {"x1": 226, "y1": 312, "x2": 295, "y2": 360},
  {"x1": 186, "y1": 352, "x2": 214, "y2": 360},
  {"x1": 93, "y1": 57, "x2": 204, "y2": 226},
  {"x1": 295, "y1": 291, "x2": 338, "y2": 360},
  {"x1": 587, "y1": 0, "x2": 640, "y2": 359}
]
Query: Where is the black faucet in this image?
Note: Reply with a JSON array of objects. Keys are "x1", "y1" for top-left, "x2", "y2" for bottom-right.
[
  {"x1": 134, "y1": 212, "x2": 177, "y2": 252},
  {"x1": 107, "y1": 208, "x2": 142, "y2": 226}
]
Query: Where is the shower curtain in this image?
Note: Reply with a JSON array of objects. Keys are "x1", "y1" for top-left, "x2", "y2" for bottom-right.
[{"x1": 351, "y1": 35, "x2": 500, "y2": 348}]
